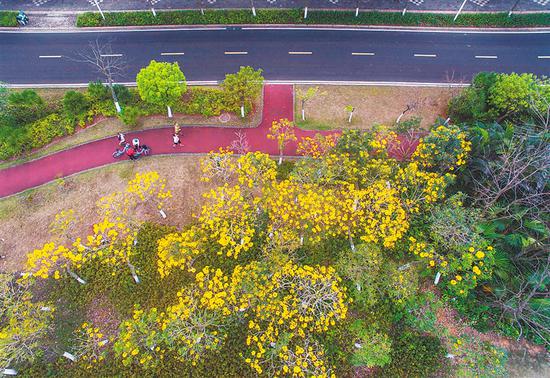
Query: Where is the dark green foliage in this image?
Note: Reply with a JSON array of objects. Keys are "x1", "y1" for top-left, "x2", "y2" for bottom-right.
[
  {"x1": 4, "y1": 89, "x2": 48, "y2": 127},
  {"x1": 118, "y1": 106, "x2": 141, "y2": 127},
  {"x1": 380, "y1": 328, "x2": 446, "y2": 378},
  {"x1": 449, "y1": 72, "x2": 496, "y2": 123},
  {"x1": 87, "y1": 81, "x2": 110, "y2": 101},
  {"x1": 113, "y1": 84, "x2": 132, "y2": 104},
  {"x1": 77, "y1": 10, "x2": 550, "y2": 28},
  {"x1": 275, "y1": 160, "x2": 295, "y2": 181},
  {"x1": 62, "y1": 91, "x2": 90, "y2": 120},
  {"x1": 0, "y1": 11, "x2": 18, "y2": 27}
]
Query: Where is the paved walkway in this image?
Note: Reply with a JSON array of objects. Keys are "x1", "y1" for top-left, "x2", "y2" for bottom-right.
[{"x1": 0, "y1": 84, "x2": 334, "y2": 198}]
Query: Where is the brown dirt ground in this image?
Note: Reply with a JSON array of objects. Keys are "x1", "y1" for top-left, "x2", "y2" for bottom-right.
[
  {"x1": 294, "y1": 85, "x2": 460, "y2": 130},
  {"x1": 0, "y1": 155, "x2": 215, "y2": 273}
]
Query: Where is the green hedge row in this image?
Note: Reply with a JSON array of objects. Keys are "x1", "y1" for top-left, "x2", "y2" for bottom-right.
[
  {"x1": 77, "y1": 9, "x2": 550, "y2": 28},
  {"x1": 0, "y1": 11, "x2": 18, "y2": 27}
]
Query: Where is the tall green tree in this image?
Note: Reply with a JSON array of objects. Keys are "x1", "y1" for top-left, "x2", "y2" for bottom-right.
[
  {"x1": 221, "y1": 66, "x2": 263, "y2": 117},
  {"x1": 136, "y1": 60, "x2": 187, "y2": 118}
]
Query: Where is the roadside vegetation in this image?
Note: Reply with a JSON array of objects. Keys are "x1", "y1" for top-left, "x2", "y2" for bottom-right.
[
  {"x1": 77, "y1": 9, "x2": 550, "y2": 28},
  {"x1": 0, "y1": 65, "x2": 263, "y2": 164},
  {"x1": 0, "y1": 11, "x2": 17, "y2": 27},
  {"x1": 0, "y1": 70, "x2": 548, "y2": 377}
]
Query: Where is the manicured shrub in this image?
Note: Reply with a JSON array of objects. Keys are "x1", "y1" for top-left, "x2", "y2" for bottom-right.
[
  {"x1": 118, "y1": 106, "x2": 141, "y2": 127},
  {"x1": 63, "y1": 90, "x2": 90, "y2": 119},
  {"x1": 380, "y1": 329, "x2": 446, "y2": 377},
  {"x1": 0, "y1": 11, "x2": 18, "y2": 27},
  {"x1": 26, "y1": 113, "x2": 66, "y2": 148},
  {"x1": 5, "y1": 89, "x2": 48, "y2": 127},
  {"x1": 77, "y1": 10, "x2": 550, "y2": 28},
  {"x1": 87, "y1": 81, "x2": 110, "y2": 101},
  {"x1": 113, "y1": 84, "x2": 133, "y2": 104}
]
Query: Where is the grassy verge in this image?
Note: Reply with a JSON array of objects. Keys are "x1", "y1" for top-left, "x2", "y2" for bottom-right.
[
  {"x1": 0, "y1": 11, "x2": 18, "y2": 27},
  {"x1": 294, "y1": 85, "x2": 458, "y2": 131},
  {"x1": 77, "y1": 9, "x2": 550, "y2": 28}
]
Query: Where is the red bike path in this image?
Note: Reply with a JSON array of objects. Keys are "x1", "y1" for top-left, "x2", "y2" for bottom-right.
[{"x1": 0, "y1": 85, "x2": 335, "y2": 198}]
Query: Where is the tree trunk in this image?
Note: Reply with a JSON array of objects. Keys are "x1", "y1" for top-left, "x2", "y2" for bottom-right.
[
  {"x1": 108, "y1": 79, "x2": 121, "y2": 113},
  {"x1": 348, "y1": 110, "x2": 354, "y2": 123},
  {"x1": 128, "y1": 262, "x2": 140, "y2": 284},
  {"x1": 167, "y1": 105, "x2": 173, "y2": 118},
  {"x1": 66, "y1": 267, "x2": 86, "y2": 285},
  {"x1": 348, "y1": 230, "x2": 356, "y2": 252}
]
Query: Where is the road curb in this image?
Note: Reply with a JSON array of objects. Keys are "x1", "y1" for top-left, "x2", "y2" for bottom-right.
[
  {"x1": 3, "y1": 23, "x2": 550, "y2": 33},
  {"x1": 5, "y1": 80, "x2": 470, "y2": 89}
]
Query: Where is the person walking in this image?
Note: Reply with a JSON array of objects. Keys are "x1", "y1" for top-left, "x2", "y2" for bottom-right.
[
  {"x1": 172, "y1": 133, "x2": 181, "y2": 148},
  {"x1": 117, "y1": 132, "x2": 126, "y2": 146},
  {"x1": 174, "y1": 122, "x2": 181, "y2": 136}
]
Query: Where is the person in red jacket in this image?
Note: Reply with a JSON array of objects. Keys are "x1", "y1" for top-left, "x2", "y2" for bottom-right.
[{"x1": 126, "y1": 146, "x2": 136, "y2": 160}]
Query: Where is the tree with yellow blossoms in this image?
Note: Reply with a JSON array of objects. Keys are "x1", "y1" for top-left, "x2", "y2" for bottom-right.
[
  {"x1": 267, "y1": 118, "x2": 297, "y2": 165},
  {"x1": 296, "y1": 133, "x2": 339, "y2": 158},
  {"x1": 0, "y1": 273, "x2": 54, "y2": 375},
  {"x1": 69, "y1": 323, "x2": 111, "y2": 369}
]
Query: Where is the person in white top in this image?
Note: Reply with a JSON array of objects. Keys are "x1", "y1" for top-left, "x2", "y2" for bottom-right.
[
  {"x1": 172, "y1": 133, "x2": 181, "y2": 148},
  {"x1": 117, "y1": 133, "x2": 125, "y2": 146}
]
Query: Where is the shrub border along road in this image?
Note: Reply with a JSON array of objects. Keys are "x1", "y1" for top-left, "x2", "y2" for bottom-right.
[
  {"x1": 0, "y1": 11, "x2": 18, "y2": 27},
  {"x1": 76, "y1": 9, "x2": 550, "y2": 28}
]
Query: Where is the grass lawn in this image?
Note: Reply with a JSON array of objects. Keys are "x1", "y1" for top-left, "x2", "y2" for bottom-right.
[
  {"x1": 295, "y1": 85, "x2": 459, "y2": 130},
  {"x1": 0, "y1": 86, "x2": 262, "y2": 170},
  {"x1": 0, "y1": 155, "x2": 212, "y2": 273}
]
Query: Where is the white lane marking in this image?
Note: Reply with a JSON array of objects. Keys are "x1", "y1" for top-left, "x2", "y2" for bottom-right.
[
  {"x1": 100, "y1": 54, "x2": 123, "y2": 57},
  {"x1": 288, "y1": 51, "x2": 313, "y2": 55},
  {"x1": 224, "y1": 51, "x2": 248, "y2": 55},
  {"x1": 537, "y1": 55, "x2": 550, "y2": 59},
  {"x1": 352, "y1": 52, "x2": 375, "y2": 56},
  {"x1": 161, "y1": 52, "x2": 185, "y2": 56},
  {"x1": 39, "y1": 55, "x2": 62, "y2": 58},
  {"x1": 413, "y1": 53, "x2": 437, "y2": 58},
  {"x1": 475, "y1": 55, "x2": 498, "y2": 59},
  {"x1": 241, "y1": 27, "x2": 550, "y2": 35}
]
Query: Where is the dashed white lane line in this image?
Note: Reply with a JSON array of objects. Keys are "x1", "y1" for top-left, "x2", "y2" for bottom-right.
[
  {"x1": 161, "y1": 52, "x2": 185, "y2": 56},
  {"x1": 288, "y1": 51, "x2": 313, "y2": 55},
  {"x1": 100, "y1": 54, "x2": 123, "y2": 57},
  {"x1": 475, "y1": 55, "x2": 498, "y2": 59},
  {"x1": 537, "y1": 55, "x2": 550, "y2": 59},
  {"x1": 224, "y1": 51, "x2": 248, "y2": 55},
  {"x1": 413, "y1": 53, "x2": 437, "y2": 58},
  {"x1": 39, "y1": 55, "x2": 62, "y2": 58},
  {"x1": 352, "y1": 52, "x2": 375, "y2": 56}
]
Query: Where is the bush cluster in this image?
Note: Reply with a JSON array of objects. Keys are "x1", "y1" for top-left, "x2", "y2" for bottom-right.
[
  {"x1": 77, "y1": 9, "x2": 550, "y2": 28},
  {"x1": 0, "y1": 11, "x2": 18, "y2": 27}
]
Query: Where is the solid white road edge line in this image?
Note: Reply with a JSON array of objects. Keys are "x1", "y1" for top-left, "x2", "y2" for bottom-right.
[{"x1": 5, "y1": 80, "x2": 470, "y2": 89}]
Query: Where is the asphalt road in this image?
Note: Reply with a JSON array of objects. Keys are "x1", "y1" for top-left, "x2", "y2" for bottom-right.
[{"x1": 1, "y1": 28, "x2": 549, "y2": 85}]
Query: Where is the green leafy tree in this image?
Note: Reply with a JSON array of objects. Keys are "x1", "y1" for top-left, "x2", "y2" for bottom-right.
[
  {"x1": 0, "y1": 82, "x2": 8, "y2": 112},
  {"x1": 221, "y1": 66, "x2": 263, "y2": 117},
  {"x1": 489, "y1": 73, "x2": 549, "y2": 120},
  {"x1": 296, "y1": 86, "x2": 324, "y2": 121},
  {"x1": 136, "y1": 60, "x2": 187, "y2": 118}
]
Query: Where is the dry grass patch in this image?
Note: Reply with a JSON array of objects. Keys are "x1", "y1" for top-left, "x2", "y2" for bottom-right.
[
  {"x1": 295, "y1": 85, "x2": 459, "y2": 130},
  {"x1": 0, "y1": 155, "x2": 213, "y2": 273}
]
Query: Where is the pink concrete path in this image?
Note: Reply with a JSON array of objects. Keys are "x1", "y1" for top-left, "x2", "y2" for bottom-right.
[{"x1": 0, "y1": 85, "x2": 334, "y2": 198}]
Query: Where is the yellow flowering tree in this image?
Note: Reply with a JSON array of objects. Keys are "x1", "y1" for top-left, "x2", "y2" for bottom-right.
[
  {"x1": 412, "y1": 125, "x2": 472, "y2": 172},
  {"x1": 70, "y1": 323, "x2": 111, "y2": 369},
  {"x1": 297, "y1": 133, "x2": 339, "y2": 158},
  {"x1": 0, "y1": 273, "x2": 54, "y2": 374},
  {"x1": 157, "y1": 227, "x2": 204, "y2": 278},
  {"x1": 267, "y1": 118, "x2": 297, "y2": 165}
]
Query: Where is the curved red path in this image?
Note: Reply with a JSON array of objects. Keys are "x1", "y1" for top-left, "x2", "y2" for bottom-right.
[{"x1": 0, "y1": 85, "x2": 333, "y2": 198}]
